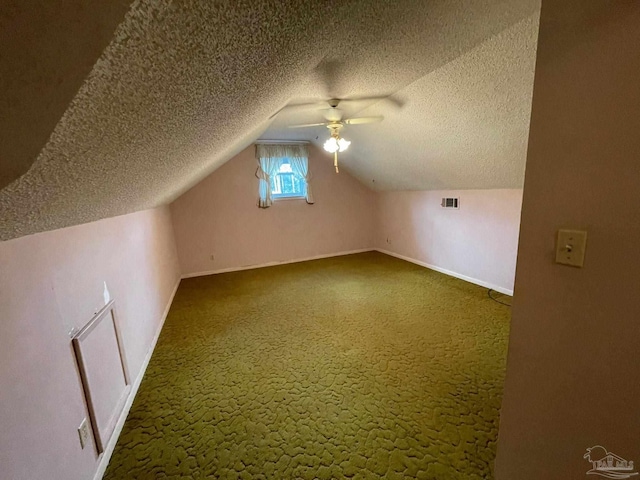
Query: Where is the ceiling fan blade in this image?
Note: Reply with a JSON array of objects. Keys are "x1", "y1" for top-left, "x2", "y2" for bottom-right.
[
  {"x1": 269, "y1": 101, "x2": 325, "y2": 119},
  {"x1": 344, "y1": 94, "x2": 404, "y2": 109},
  {"x1": 344, "y1": 116, "x2": 384, "y2": 125},
  {"x1": 287, "y1": 122, "x2": 329, "y2": 129}
]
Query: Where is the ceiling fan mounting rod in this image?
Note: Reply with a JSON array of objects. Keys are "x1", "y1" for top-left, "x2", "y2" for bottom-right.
[{"x1": 326, "y1": 123, "x2": 343, "y2": 173}]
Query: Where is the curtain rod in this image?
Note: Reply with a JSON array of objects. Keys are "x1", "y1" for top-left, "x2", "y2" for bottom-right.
[{"x1": 255, "y1": 140, "x2": 310, "y2": 145}]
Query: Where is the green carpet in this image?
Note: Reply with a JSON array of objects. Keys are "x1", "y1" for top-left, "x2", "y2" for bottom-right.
[{"x1": 104, "y1": 252, "x2": 510, "y2": 479}]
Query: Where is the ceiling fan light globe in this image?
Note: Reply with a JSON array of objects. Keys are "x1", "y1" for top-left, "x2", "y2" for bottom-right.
[
  {"x1": 338, "y1": 138, "x2": 351, "y2": 152},
  {"x1": 323, "y1": 137, "x2": 339, "y2": 153}
]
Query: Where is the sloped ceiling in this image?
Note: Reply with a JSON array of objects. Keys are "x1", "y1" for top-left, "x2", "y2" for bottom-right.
[
  {"x1": 0, "y1": 0, "x2": 540, "y2": 241},
  {"x1": 263, "y1": 13, "x2": 539, "y2": 190},
  {"x1": 0, "y1": 0, "x2": 134, "y2": 190}
]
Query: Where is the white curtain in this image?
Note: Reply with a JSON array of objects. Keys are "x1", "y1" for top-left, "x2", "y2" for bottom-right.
[
  {"x1": 255, "y1": 155, "x2": 281, "y2": 208},
  {"x1": 255, "y1": 144, "x2": 312, "y2": 207},
  {"x1": 287, "y1": 149, "x2": 314, "y2": 204}
]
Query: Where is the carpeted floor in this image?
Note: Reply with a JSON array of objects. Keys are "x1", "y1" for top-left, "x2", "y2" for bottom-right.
[{"x1": 104, "y1": 252, "x2": 510, "y2": 479}]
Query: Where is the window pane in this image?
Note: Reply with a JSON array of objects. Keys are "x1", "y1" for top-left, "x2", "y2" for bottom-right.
[
  {"x1": 281, "y1": 174, "x2": 294, "y2": 194},
  {"x1": 279, "y1": 161, "x2": 293, "y2": 173},
  {"x1": 269, "y1": 158, "x2": 307, "y2": 198}
]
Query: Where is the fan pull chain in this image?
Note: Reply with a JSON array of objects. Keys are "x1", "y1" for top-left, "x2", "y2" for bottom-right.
[{"x1": 334, "y1": 152, "x2": 339, "y2": 173}]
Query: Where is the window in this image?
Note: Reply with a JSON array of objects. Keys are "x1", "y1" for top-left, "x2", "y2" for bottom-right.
[
  {"x1": 270, "y1": 159, "x2": 307, "y2": 199},
  {"x1": 256, "y1": 143, "x2": 313, "y2": 207}
]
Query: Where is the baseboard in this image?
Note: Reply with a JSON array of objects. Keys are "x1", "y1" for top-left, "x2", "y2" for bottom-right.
[
  {"x1": 92, "y1": 276, "x2": 181, "y2": 480},
  {"x1": 181, "y1": 248, "x2": 375, "y2": 279},
  {"x1": 375, "y1": 248, "x2": 514, "y2": 296}
]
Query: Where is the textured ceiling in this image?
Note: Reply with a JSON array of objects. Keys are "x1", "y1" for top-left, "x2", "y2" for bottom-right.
[
  {"x1": 0, "y1": 0, "x2": 540, "y2": 241},
  {"x1": 0, "y1": 0, "x2": 134, "y2": 190},
  {"x1": 264, "y1": 13, "x2": 540, "y2": 191}
]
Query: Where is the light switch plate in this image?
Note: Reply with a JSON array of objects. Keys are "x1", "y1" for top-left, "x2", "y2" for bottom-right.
[{"x1": 556, "y1": 229, "x2": 587, "y2": 267}]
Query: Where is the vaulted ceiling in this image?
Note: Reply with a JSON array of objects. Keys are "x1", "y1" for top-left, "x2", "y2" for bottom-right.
[{"x1": 0, "y1": 0, "x2": 540, "y2": 241}]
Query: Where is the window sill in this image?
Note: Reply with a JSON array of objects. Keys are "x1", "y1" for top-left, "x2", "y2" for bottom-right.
[{"x1": 273, "y1": 196, "x2": 306, "y2": 202}]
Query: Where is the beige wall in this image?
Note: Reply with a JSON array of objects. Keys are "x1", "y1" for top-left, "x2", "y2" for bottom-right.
[
  {"x1": 171, "y1": 145, "x2": 376, "y2": 276},
  {"x1": 376, "y1": 189, "x2": 522, "y2": 294},
  {"x1": 0, "y1": 207, "x2": 181, "y2": 480},
  {"x1": 495, "y1": 2, "x2": 640, "y2": 478},
  {"x1": 171, "y1": 144, "x2": 523, "y2": 291}
]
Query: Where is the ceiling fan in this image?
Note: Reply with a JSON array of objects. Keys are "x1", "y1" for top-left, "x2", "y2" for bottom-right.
[{"x1": 276, "y1": 98, "x2": 385, "y2": 173}]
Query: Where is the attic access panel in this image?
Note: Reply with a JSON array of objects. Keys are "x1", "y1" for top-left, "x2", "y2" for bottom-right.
[{"x1": 72, "y1": 300, "x2": 130, "y2": 453}]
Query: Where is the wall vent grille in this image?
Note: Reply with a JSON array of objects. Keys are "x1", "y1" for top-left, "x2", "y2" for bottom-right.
[{"x1": 441, "y1": 197, "x2": 460, "y2": 209}]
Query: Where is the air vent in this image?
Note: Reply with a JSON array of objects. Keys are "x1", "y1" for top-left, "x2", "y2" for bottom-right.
[{"x1": 441, "y1": 197, "x2": 459, "y2": 209}]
